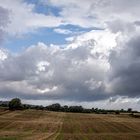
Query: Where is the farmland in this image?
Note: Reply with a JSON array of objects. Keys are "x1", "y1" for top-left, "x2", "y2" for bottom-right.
[{"x1": 0, "y1": 109, "x2": 140, "y2": 140}]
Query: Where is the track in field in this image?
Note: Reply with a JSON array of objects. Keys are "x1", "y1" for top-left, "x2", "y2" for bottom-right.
[
  {"x1": 0, "y1": 110, "x2": 140, "y2": 140},
  {"x1": 56, "y1": 113, "x2": 140, "y2": 140}
]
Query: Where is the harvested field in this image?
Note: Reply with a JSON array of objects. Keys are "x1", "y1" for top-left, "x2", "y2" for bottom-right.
[
  {"x1": 0, "y1": 109, "x2": 140, "y2": 140},
  {"x1": 56, "y1": 113, "x2": 140, "y2": 140},
  {"x1": 0, "y1": 109, "x2": 65, "y2": 140}
]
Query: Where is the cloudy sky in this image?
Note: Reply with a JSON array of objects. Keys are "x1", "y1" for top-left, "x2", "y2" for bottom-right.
[{"x1": 0, "y1": 0, "x2": 140, "y2": 110}]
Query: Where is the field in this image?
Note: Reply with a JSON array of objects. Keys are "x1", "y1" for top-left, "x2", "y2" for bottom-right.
[{"x1": 0, "y1": 109, "x2": 140, "y2": 140}]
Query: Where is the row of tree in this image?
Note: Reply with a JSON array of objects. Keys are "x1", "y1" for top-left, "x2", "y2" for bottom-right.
[{"x1": 0, "y1": 98, "x2": 137, "y2": 114}]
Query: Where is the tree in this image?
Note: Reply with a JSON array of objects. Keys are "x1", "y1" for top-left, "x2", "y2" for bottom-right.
[
  {"x1": 63, "y1": 105, "x2": 69, "y2": 112},
  {"x1": 69, "y1": 106, "x2": 83, "y2": 113},
  {"x1": 127, "y1": 108, "x2": 132, "y2": 113},
  {"x1": 46, "y1": 103, "x2": 61, "y2": 111},
  {"x1": 9, "y1": 98, "x2": 22, "y2": 110}
]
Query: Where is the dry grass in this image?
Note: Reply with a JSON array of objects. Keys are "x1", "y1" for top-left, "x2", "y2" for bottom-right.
[
  {"x1": 0, "y1": 109, "x2": 65, "y2": 140},
  {"x1": 56, "y1": 113, "x2": 140, "y2": 140},
  {"x1": 0, "y1": 109, "x2": 140, "y2": 140}
]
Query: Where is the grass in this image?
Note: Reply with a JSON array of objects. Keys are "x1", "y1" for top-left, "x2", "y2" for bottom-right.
[
  {"x1": 0, "y1": 109, "x2": 64, "y2": 140},
  {"x1": 56, "y1": 113, "x2": 140, "y2": 140},
  {"x1": 0, "y1": 109, "x2": 140, "y2": 140}
]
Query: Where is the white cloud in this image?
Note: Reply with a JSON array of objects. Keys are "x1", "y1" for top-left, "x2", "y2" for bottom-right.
[
  {"x1": 0, "y1": 27, "x2": 140, "y2": 110},
  {"x1": 37, "y1": 86, "x2": 58, "y2": 94},
  {"x1": 0, "y1": 30, "x2": 117, "y2": 101},
  {"x1": 0, "y1": 49, "x2": 8, "y2": 61},
  {"x1": 1, "y1": 0, "x2": 139, "y2": 36},
  {"x1": 42, "y1": 0, "x2": 140, "y2": 31},
  {"x1": 54, "y1": 28, "x2": 72, "y2": 34},
  {"x1": 0, "y1": 0, "x2": 140, "y2": 110},
  {"x1": 0, "y1": 6, "x2": 10, "y2": 44},
  {"x1": 0, "y1": 0, "x2": 63, "y2": 35},
  {"x1": 36, "y1": 61, "x2": 50, "y2": 73},
  {"x1": 22, "y1": 96, "x2": 140, "y2": 111}
]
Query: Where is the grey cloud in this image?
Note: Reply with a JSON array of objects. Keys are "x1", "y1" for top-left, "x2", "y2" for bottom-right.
[
  {"x1": 107, "y1": 34, "x2": 140, "y2": 97},
  {"x1": 0, "y1": 0, "x2": 140, "y2": 110},
  {"x1": 0, "y1": 30, "x2": 4, "y2": 44},
  {"x1": 0, "y1": 31, "x2": 140, "y2": 107},
  {"x1": 0, "y1": 6, "x2": 10, "y2": 44},
  {"x1": 0, "y1": 40, "x2": 109, "y2": 101},
  {"x1": 0, "y1": 0, "x2": 139, "y2": 37},
  {"x1": 0, "y1": 7, "x2": 9, "y2": 27},
  {"x1": 107, "y1": 20, "x2": 135, "y2": 33},
  {"x1": 134, "y1": 21, "x2": 140, "y2": 26},
  {"x1": 45, "y1": 0, "x2": 140, "y2": 29}
]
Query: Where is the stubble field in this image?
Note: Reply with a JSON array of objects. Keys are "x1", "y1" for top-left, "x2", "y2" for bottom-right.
[{"x1": 0, "y1": 109, "x2": 140, "y2": 140}]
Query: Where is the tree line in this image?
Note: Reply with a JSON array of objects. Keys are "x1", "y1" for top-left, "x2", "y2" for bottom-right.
[{"x1": 0, "y1": 98, "x2": 138, "y2": 114}]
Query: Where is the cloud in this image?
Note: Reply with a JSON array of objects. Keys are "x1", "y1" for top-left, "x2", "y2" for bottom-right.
[
  {"x1": 107, "y1": 20, "x2": 136, "y2": 34},
  {"x1": 0, "y1": 6, "x2": 10, "y2": 44},
  {"x1": 0, "y1": 49, "x2": 8, "y2": 61},
  {"x1": 21, "y1": 96, "x2": 140, "y2": 111},
  {"x1": 134, "y1": 21, "x2": 140, "y2": 26},
  {"x1": 0, "y1": 0, "x2": 63, "y2": 35},
  {"x1": 54, "y1": 28, "x2": 72, "y2": 34},
  {"x1": 1, "y1": 28, "x2": 140, "y2": 103},
  {"x1": 106, "y1": 33, "x2": 140, "y2": 98},
  {"x1": 2, "y1": 28, "x2": 138, "y2": 104},
  {"x1": 0, "y1": 30, "x2": 117, "y2": 102},
  {"x1": 0, "y1": 28, "x2": 140, "y2": 110},
  {"x1": 0, "y1": 0, "x2": 139, "y2": 36},
  {"x1": 42, "y1": 0, "x2": 140, "y2": 30},
  {"x1": 0, "y1": 0, "x2": 140, "y2": 110}
]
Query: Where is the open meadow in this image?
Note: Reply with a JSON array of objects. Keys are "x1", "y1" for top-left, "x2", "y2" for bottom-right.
[{"x1": 0, "y1": 109, "x2": 140, "y2": 140}]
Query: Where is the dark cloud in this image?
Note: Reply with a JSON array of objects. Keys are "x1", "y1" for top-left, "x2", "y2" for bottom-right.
[
  {"x1": 134, "y1": 21, "x2": 140, "y2": 26},
  {"x1": 108, "y1": 34, "x2": 140, "y2": 97}
]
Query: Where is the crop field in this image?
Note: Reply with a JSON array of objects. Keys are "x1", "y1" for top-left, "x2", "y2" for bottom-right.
[{"x1": 0, "y1": 109, "x2": 140, "y2": 140}]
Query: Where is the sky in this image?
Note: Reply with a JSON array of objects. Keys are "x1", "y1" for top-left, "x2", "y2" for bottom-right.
[{"x1": 0, "y1": 0, "x2": 140, "y2": 111}]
